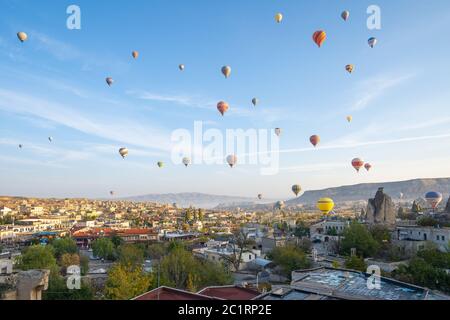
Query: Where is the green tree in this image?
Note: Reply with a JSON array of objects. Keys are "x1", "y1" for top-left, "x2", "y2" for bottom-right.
[
  {"x1": 146, "y1": 243, "x2": 168, "y2": 260},
  {"x1": 294, "y1": 221, "x2": 310, "y2": 238},
  {"x1": 16, "y1": 245, "x2": 58, "y2": 273},
  {"x1": 105, "y1": 263, "x2": 152, "y2": 300},
  {"x1": 268, "y1": 245, "x2": 311, "y2": 278},
  {"x1": 417, "y1": 216, "x2": 439, "y2": 227},
  {"x1": 92, "y1": 238, "x2": 116, "y2": 260},
  {"x1": 51, "y1": 237, "x2": 78, "y2": 259},
  {"x1": 59, "y1": 253, "x2": 80, "y2": 274},
  {"x1": 117, "y1": 244, "x2": 144, "y2": 267},
  {"x1": 44, "y1": 275, "x2": 94, "y2": 300},
  {"x1": 340, "y1": 222, "x2": 379, "y2": 257},
  {"x1": 80, "y1": 254, "x2": 89, "y2": 276},
  {"x1": 344, "y1": 255, "x2": 367, "y2": 272},
  {"x1": 110, "y1": 234, "x2": 125, "y2": 248},
  {"x1": 370, "y1": 225, "x2": 391, "y2": 244}
]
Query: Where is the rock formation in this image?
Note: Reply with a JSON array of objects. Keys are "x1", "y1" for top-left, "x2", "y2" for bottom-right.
[
  {"x1": 445, "y1": 196, "x2": 450, "y2": 213},
  {"x1": 366, "y1": 187, "x2": 396, "y2": 227}
]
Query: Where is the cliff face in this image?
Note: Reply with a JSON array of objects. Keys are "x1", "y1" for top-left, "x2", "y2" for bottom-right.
[
  {"x1": 445, "y1": 197, "x2": 450, "y2": 213},
  {"x1": 366, "y1": 188, "x2": 396, "y2": 226}
]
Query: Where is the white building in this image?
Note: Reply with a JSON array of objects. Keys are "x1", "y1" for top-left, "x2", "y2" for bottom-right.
[{"x1": 396, "y1": 226, "x2": 450, "y2": 252}]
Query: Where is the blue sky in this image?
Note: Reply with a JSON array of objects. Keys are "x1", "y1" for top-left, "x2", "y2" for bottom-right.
[{"x1": 1, "y1": 0, "x2": 450, "y2": 199}]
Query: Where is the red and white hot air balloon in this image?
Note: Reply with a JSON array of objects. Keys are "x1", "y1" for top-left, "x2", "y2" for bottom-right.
[{"x1": 352, "y1": 158, "x2": 365, "y2": 172}]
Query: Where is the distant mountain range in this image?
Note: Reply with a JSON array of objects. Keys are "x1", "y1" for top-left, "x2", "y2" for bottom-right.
[
  {"x1": 120, "y1": 178, "x2": 450, "y2": 209},
  {"x1": 120, "y1": 192, "x2": 274, "y2": 209}
]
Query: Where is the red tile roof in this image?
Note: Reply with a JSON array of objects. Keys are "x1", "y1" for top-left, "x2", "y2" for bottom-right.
[
  {"x1": 197, "y1": 286, "x2": 260, "y2": 300},
  {"x1": 133, "y1": 286, "x2": 216, "y2": 300}
]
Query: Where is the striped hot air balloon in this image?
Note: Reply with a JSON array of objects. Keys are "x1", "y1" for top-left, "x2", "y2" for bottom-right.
[
  {"x1": 217, "y1": 101, "x2": 229, "y2": 116},
  {"x1": 310, "y1": 135, "x2": 320, "y2": 147},
  {"x1": 317, "y1": 198, "x2": 335, "y2": 215},
  {"x1": 292, "y1": 185, "x2": 302, "y2": 197},
  {"x1": 312, "y1": 30, "x2": 327, "y2": 48},
  {"x1": 346, "y1": 64, "x2": 354, "y2": 74}
]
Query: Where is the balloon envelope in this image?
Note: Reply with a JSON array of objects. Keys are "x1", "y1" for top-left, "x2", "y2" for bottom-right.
[
  {"x1": 346, "y1": 116, "x2": 353, "y2": 123},
  {"x1": 292, "y1": 185, "x2": 301, "y2": 197},
  {"x1": 106, "y1": 77, "x2": 114, "y2": 86},
  {"x1": 341, "y1": 11, "x2": 350, "y2": 21},
  {"x1": 227, "y1": 155, "x2": 237, "y2": 168},
  {"x1": 217, "y1": 101, "x2": 229, "y2": 116},
  {"x1": 252, "y1": 98, "x2": 258, "y2": 106},
  {"x1": 346, "y1": 64, "x2": 354, "y2": 73},
  {"x1": 275, "y1": 13, "x2": 283, "y2": 23},
  {"x1": 275, "y1": 128, "x2": 282, "y2": 137},
  {"x1": 310, "y1": 135, "x2": 320, "y2": 147},
  {"x1": 313, "y1": 30, "x2": 326, "y2": 47},
  {"x1": 17, "y1": 32, "x2": 28, "y2": 42},
  {"x1": 317, "y1": 198, "x2": 335, "y2": 215},
  {"x1": 352, "y1": 158, "x2": 364, "y2": 172},
  {"x1": 157, "y1": 161, "x2": 164, "y2": 168},
  {"x1": 132, "y1": 51, "x2": 139, "y2": 59},
  {"x1": 425, "y1": 192, "x2": 443, "y2": 209},
  {"x1": 368, "y1": 37, "x2": 378, "y2": 48},
  {"x1": 182, "y1": 157, "x2": 190, "y2": 167},
  {"x1": 221, "y1": 66, "x2": 231, "y2": 78},
  {"x1": 119, "y1": 148, "x2": 128, "y2": 159},
  {"x1": 364, "y1": 163, "x2": 372, "y2": 171},
  {"x1": 179, "y1": 64, "x2": 185, "y2": 71},
  {"x1": 258, "y1": 194, "x2": 263, "y2": 200}
]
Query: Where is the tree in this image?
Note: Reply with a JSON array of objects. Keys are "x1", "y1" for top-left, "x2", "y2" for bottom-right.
[
  {"x1": 294, "y1": 221, "x2": 310, "y2": 238},
  {"x1": 147, "y1": 243, "x2": 168, "y2": 260},
  {"x1": 219, "y1": 230, "x2": 252, "y2": 271},
  {"x1": 59, "y1": 253, "x2": 80, "y2": 275},
  {"x1": 268, "y1": 245, "x2": 311, "y2": 278},
  {"x1": 44, "y1": 275, "x2": 94, "y2": 300},
  {"x1": 110, "y1": 234, "x2": 125, "y2": 248},
  {"x1": 344, "y1": 255, "x2": 367, "y2": 272},
  {"x1": 16, "y1": 245, "x2": 58, "y2": 273},
  {"x1": 411, "y1": 201, "x2": 422, "y2": 214},
  {"x1": 92, "y1": 238, "x2": 115, "y2": 260},
  {"x1": 51, "y1": 237, "x2": 78, "y2": 259},
  {"x1": 80, "y1": 254, "x2": 89, "y2": 276},
  {"x1": 417, "y1": 216, "x2": 439, "y2": 227},
  {"x1": 105, "y1": 263, "x2": 152, "y2": 300},
  {"x1": 340, "y1": 222, "x2": 379, "y2": 258},
  {"x1": 370, "y1": 225, "x2": 391, "y2": 245},
  {"x1": 117, "y1": 244, "x2": 144, "y2": 267}
]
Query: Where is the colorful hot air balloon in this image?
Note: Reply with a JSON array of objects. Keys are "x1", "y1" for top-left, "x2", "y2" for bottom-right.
[
  {"x1": 48, "y1": 136, "x2": 53, "y2": 142},
  {"x1": 346, "y1": 116, "x2": 353, "y2": 123},
  {"x1": 157, "y1": 161, "x2": 164, "y2": 168},
  {"x1": 425, "y1": 192, "x2": 443, "y2": 210},
  {"x1": 258, "y1": 194, "x2": 263, "y2": 200},
  {"x1": 364, "y1": 163, "x2": 372, "y2": 171},
  {"x1": 132, "y1": 51, "x2": 139, "y2": 59},
  {"x1": 252, "y1": 98, "x2": 259, "y2": 107},
  {"x1": 310, "y1": 135, "x2": 320, "y2": 147},
  {"x1": 368, "y1": 37, "x2": 378, "y2": 48},
  {"x1": 106, "y1": 77, "x2": 114, "y2": 86},
  {"x1": 346, "y1": 64, "x2": 354, "y2": 74},
  {"x1": 275, "y1": 13, "x2": 283, "y2": 23},
  {"x1": 341, "y1": 10, "x2": 350, "y2": 21},
  {"x1": 292, "y1": 185, "x2": 301, "y2": 197},
  {"x1": 351, "y1": 158, "x2": 364, "y2": 172},
  {"x1": 179, "y1": 64, "x2": 185, "y2": 71},
  {"x1": 275, "y1": 128, "x2": 282, "y2": 137},
  {"x1": 226, "y1": 155, "x2": 237, "y2": 168},
  {"x1": 317, "y1": 198, "x2": 335, "y2": 215},
  {"x1": 221, "y1": 66, "x2": 231, "y2": 78},
  {"x1": 182, "y1": 157, "x2": 190, "y2": 167},
  {"x1": 119, "y1": 148, "x2": 128, "y2": 159},
  {"x1": 312, "y1": 30, "x2": 326, "y2": 48},
  {"x1": 217, "y1": 101, "x2": 229, "y2": 116},
  {"x1": 17, "y1": 32, "x2": 28, "y2": 42}
]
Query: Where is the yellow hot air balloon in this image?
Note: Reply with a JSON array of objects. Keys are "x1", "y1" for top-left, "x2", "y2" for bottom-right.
[
  {"x1": 221, "y1": 66, "x2": 231, "y2": 78},
  {"x1": 17, "y1": 32, "x2": 28, "y2": 42},
  {"x1": 317, "y1": 198, "x2": 335, "y2": 215},
  {"x1": 157, "y1": 161, "x2": 164, "y2": 168},
  {"x1": 345, "y1": 64, "x2": 354, "y2": 74},
  {"x1": 275, "y1": 13, "x2": 283, "y2": 23},
  {"x1": 346, "y1": 116, "x2": 352, "y2": 123}
]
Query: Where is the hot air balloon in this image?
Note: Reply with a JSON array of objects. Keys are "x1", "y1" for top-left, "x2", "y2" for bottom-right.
[
  {"x1": 274, "y1": 128, "x2": 282, "y2": 137},
  {"x1": 252, "y1": 98, "x2": 259, "y2": 107},
  {"x1": 132, "y1": 51, "x2": 139, "y2": 59},
  {"x1": 179, "y1": 64, "x2": 185, "y2": 71},
  {"x1": 227, "y1": 155, "x2": 237, "y2": 168},
  {"x1": 317, "y1": 198, "x2": 335, "y2": 215},
  {"x1": 364, "y1": 163, "x2": 372, "y2": 171},
  {"x1": 217, "y1": 101, "x2": 229, "y2": 116},
  {"x1": 119, "y1": 148, "x2": 128, "y2": 159},
  {"x1": 182, "y1": 157, "x2": 190, "y2": 167},
  {"x1": 346, "y1": 116, "x2": 353, "y2": 123},
  {"x1": 258, "y1": 194, "x2": 263, "y2": 200},
  {"x1": 292, "y1": 185, "x2": 301, "y2": 197},
  {"x1": 48, "y1": 137, "x2": 53, "y2": 142},
  {"x1": 17, "y1": 32, "x2": 28, "y2": 42},
  {"x1": 18, "y1": 144, "x2": 23, "y2": 149},
  {"x1": 425, "y1": 192, "x2": 443, "y2": 211},
  {"x1": 345, "y1": 64, "x2": 354, "y2": 74},
  {"x1": 341, "y1": 10, "x2": 350, "y2": 21},
  {"x1": 106, "y1": 77, "x2": 114, "y2": 86},
  {"x1": 274, "y1": 201, "x2": 285, "y2": 210},
  {"x1": 312, "y1": 30, "x2": 326, "y2": 48},
  {"x1": 351, "y1": 158, "x2": 364, "y2": 172},
  {"x1": 368, "y1": 37, "x2": 378, "y2": 48},
  {"x1": 310, "y1": 135, "x2": 320, "y2": 147},
  {"x1": 110, "y1": 191, "x2": 115, "y2": 196},
  {"x1": 275, "y1": 13, "x2": 283, "y2": 23},
  {"x1": 221, "y1": 66, "x2": 231, "y2": 78},
  {"x1": 157, "y1": 161, "x2": 164, "y2": 168}
]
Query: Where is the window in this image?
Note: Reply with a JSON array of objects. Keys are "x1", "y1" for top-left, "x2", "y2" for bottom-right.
[
  {"x1": 249, "y1": 254, "x2": 252, "y2": 260},
  {"x1": 437, "y1": 235, "x2": 440, "y2": 241},
  {"x1": 442, "y1": 236, "x2": 445, "y2": 241}
]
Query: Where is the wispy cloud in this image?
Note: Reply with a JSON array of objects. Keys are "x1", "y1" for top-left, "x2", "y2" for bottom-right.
[
  {"x1": 351, "y1": 73, "x2": 415, "y2": 111},
  {"x1": 126, "y1": 90, "x2": 213, "y2": 110}
]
